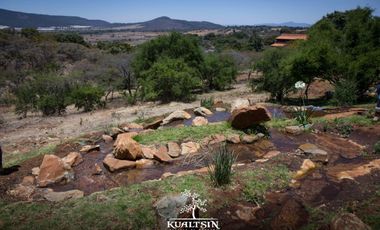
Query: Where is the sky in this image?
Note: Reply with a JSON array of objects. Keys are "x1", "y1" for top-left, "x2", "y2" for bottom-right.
[{"x1": 0, "y1": 0, "x2": 379, "y2": 25}]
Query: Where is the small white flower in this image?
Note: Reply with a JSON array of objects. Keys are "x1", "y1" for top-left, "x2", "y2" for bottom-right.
[{"x1": 295, "y1": 81, "x2": 306, "y2": 89}]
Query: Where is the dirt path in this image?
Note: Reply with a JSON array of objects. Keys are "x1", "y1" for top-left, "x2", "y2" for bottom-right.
[{"x1": 0, "y1": 83, "x2": 269, "y2": 155}]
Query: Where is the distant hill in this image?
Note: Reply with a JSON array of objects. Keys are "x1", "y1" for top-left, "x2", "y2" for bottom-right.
[
  {"x1": 257, "y1": 21, "x2": 311, "y2": 28},
  {"x1": 0, "y1": 8, "x2": 111, "y2": 28},
  {"x1": 0, "y1": 9, "x2": 224, "y2": 31},
  {"x1": 125, "y1": 16, "x2": 224, "y2": 31}
]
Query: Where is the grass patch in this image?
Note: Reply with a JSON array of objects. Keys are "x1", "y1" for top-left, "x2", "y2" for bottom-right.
[
  {"x1": 312, "y1": 115, "x2": 374, "y2": 127},
  {"x1": 0, "y1": 175, "x2": 210, "y2": 230},
  {"x1": 208, "y1": 144, "x2": 237, "y2": 187},
  {"x1": 239, "y1": 164, "x2": 291, "y2": 205},
  {"x1": 267, "y1": 118, "x2": 298, "y2": 129},
  {"x1": 3, "y1": 144, "x2": 57, "y2": 168},
  {"x1": 0, "y1": 164, "x2": 293, "y2": 230},
  {"x1": 134, "y1": 122, "x2": 242, "y2": 145}
]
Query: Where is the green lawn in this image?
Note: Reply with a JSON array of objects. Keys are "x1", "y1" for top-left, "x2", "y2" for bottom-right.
[{"x1": 134, "y1": 122, "x2": 243, "y2": 145}]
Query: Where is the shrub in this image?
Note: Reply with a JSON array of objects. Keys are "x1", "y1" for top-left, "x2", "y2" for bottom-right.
[
  {"x1": 331, "y1": 79, "x2": 358, "y2": 106},
  {"x1": 244, "y1": 124, "x2": 270, "y2": 137},
  {"x1": 374, "y1": 141, "x2": 380, "y2": 154},
  {"x1": 140, "y1": 58, "x2": 200, "y2": 102},
  {"x1": 15, "y1": 74, "x2": 71, "y2": 116},
  {"x1": 200, "y1": 97, "x2": 214, "y2": 109},
  {"x1": 71, "y1": 85, "x2": 105, "y2": 112},
  {"x1": 202, "y1": 54, "x2": 237, "y2": 90},
  {"x1": 207, "y1": 144, "x2": 237, "y2": 187}
]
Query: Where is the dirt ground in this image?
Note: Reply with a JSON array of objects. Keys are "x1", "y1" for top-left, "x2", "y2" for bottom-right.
[{"x1": 0, "y1": 83, "x2": 269, "y2": 157}]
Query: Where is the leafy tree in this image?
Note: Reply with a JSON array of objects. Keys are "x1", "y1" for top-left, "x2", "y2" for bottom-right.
[
  {"x1": 252, "y1": 48, "x2": 295, "y2": 103},
  {"x1": 140, "y1": 58, "x2": 200, "y2": 102},
  {"x1": 331, "y1": 78, "x2": 358, "y2": 106},
  {"x1": 305, "y1": 7, "x2": 380, "y2": 97},
  {"x1": 202, "y1": 53, "x2": 237, "y2": 90},
  {"x1": 132, "y1": 32, "x2": 204, "y2": 79},
  {"x1": 71, "y1": 85, "x2": 105, "y2": 112}
]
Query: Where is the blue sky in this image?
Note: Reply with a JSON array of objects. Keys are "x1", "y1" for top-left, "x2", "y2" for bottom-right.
[{"x1": 0, "y1": 0, "x2": 379, "y2": 25}]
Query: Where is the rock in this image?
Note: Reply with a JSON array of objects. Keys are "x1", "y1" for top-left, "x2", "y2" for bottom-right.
[
  {"x1": 202, "y1": 134, "x2": 226, "y2": 146},
  {"x1": 285, "y1": 126, "x2": 303, "y2": 135},
  {"x1": 21, "y1": 176, "x2": 35, "y2": 186},
  {"x1": 263, "y1": 150, "x2": 281, "y2": 159},
  {"x1": 154, "y1": 194, "x2": 189, "y2": 230},
  {"x1": 7, "y1": 184, "x2": 35, "y2": 201},
  {"x1": 143, "y1": 117, "x2": 164, "y2": 130},
  {"x1": 227, "y1": 134, "x2": 241, "y2": 144},
  {"x1": 102, "y1": 134, "x2": 113, "y2": 143},
  {"x1": 43, "y1": 189, "x2": 84, "y2": 202},
  {"x1": 136, "y1": 159, "x2": 155, "y2": 169},
  {"x1": 167, "y1": 142, "x2": 181, "y2": 158},
  {"x1": 271, "y1": 198, "x2": 308, "y2": 230},
  {"x1": 194, "y1": 107, "x2": 213, "y2": 117},
  {"x1": 109, "y1": 127, "x2": 124, "y2": 138},
  {"x1": 141, "y1": 147, "x2": 156, "y2": 159},
  {"x1": 93, "y1": 163, "x2": 102, "y2": 175},
  {"x1": 62, "y1": 152, "x2": 83, "y2": 167},
  {"x1": 162, "y1": 110, "x2": 192, "y2": 125},
  {"x1": 231, "y1": 98, "x2": 250, "y2": 112},
  {"x1": 242, "y1": 135, "x2": 259, "y2": 144},
  {"x1": 294, "y1": 159, "x2": 316, "y2": 179},
  {"x1": 256, "y1": 159, "x2": 269, "y2": 163},
  {"x1": 298, "y1": 143, "x2": 328, "y2": 162},
  {"x1": 235, "y1": 204, "x2": 260, "y2": 222},
  {"x1": 330, "y1": 159, "x2": 380, "y2": 181},
  {"x1": 181, "y1": 142, "x2": 201, "y2": 155},
  {"x1": 103, "y1": 154, "x2": 136, "y2": 172},
  {"x1": 123, "y1": 122, "x2": 143, "y2": 130},
  {"x1": 192, "y1": 116, "x2": 209, "y2": 126},
  {"x1": 140, "y1": 129, "x2": 155, "y2": 135},
  {"x1": 153, "y1": 146, "x2": 172, "y2": 162},
  {"x1": 32, "y1": 167, "x2": 40, "y2": 176},
  {"x1": 330, "y1": 213, "x2": 371, "y2": 230},
  {"x1": 113, "y1": 133, "x2": 142, "y2": 160},
  {"x1": 229, "y1": 106, "x2": 271, "y2": 130},
  {"x1": 215, "y1": 107, "x2": 226, "y2": 112},
  {"x1": 80, "y1": 145, "x2": 100, "y2": 153},
  {"x1": 37, "y1": 155, "x2": 73, "y2": 187}
]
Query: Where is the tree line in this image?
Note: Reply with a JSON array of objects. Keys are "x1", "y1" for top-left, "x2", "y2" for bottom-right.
[{"x1": 252, "y1": 7, "x2": 380, "y2": 106}]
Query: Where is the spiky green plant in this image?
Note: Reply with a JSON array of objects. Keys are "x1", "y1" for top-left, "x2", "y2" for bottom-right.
[{"x1": 207, "y1": 144, "x2": 237, "y2": 187}]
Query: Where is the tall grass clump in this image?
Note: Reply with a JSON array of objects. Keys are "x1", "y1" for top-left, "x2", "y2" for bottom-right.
[
  {"x1": 200, "y1": 97, "x2": 214, "y2": 109},
  {"x1": 208, "y1": 144, "x2": 237, "y2": 187}
]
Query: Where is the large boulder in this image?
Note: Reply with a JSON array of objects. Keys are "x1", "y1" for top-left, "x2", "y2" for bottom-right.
[
  {"x1": 62, "y1": 152, "x2": 83, "y2": 167},
  {"x1": 231, "y1": 98, "x2": 250, "y2": 112},
  {"x1": 43, "y1": 189, "x2": 84, "y2": 202},
  {"x1": 192, "y1": 116, "x2": 208, "y2": 126},
  {"x1": 330, "y1": 213, "x2": 371, "y2": 230},
  {"x1": 113, "y1": 133, "x2": 142, "y2": 160},
  {"x1": 228, "y1": 105, "x2": 271, "y2": 130},
  {"x1": 162, "y1": 110, "x2": 192, "y2": 125},
  {"x1": 181, "y1": 142, "x2": 201, "y2": 155},
  {"x1": 153, "y1": 146, "x2": 172, "y2": 162},
  {"x1": 154, "y1": 194, "x2": 189, "y2": 230},
  {"x1": 194, "y1": 107, "x2": 213, "y2": 117},
  {"x1": 141, "y1": 146, "x2": 156, "y2": 159},
  {"x1": 167, "y1": 142, "x2": 181, "y2": 158},
  {"x1": 103, "y1": 154, "x2": 136, "y2": 172},
  {"x1": 37, "y1": 155, "x2": 73, "y2": 187},
  {"x1": 143, "y1": 117, "x2": 164, "y2": 130},
  {"x1": 298, "y1": 143, "x2": 328, "y2": 162}
]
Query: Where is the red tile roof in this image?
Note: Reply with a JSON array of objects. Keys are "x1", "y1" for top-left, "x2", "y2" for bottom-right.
[
  {"x1": 271, "y1": 43, "x2": 287, "y2": 47},
  {"x1": 276, "y1": 33, "x2": 308, "y2": 40}
]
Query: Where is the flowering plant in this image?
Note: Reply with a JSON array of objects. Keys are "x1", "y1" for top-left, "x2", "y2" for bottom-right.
[{"x1": 294, "y1": 81, "x2": 309, "y2": 127}]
